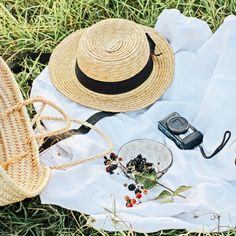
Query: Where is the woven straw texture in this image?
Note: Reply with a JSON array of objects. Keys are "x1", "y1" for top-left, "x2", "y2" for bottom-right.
[
  {"x1": 49, "y1": 18, "x2": 174, "y2": 112},
  {"x1": 0, "y1": 57, "x2": 113, "y2": 206},
  {"x1": 0, "y1": 58, "x2": 50, "y2": 206}
]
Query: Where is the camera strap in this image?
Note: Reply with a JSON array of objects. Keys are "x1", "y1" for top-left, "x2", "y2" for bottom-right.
[
  {"x1": 198, "y1": 131, "x2": 231, "y2": 159},
  {"x1": 39, "y1": 111, "x2": 116, "y2": 152},
  {"x1": 6, "y1": 51, "x2": 117, "y2": 153},
  {"x1": 7, "y1": 51, "x2": 51, "y2": 73}
]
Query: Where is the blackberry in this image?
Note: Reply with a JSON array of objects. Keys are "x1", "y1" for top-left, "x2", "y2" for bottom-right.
[
  {"x1": 135, "y1": 188, "x2": 141, "y2": 194},
  {"x1": 136, "y1": 165, "x2": 144, "y2": 172},
  {"x1": 111, "y1": 164, "x2": 118, "y2": 170},
  {"x1": 128, "y1": 184, "x2": 136, "y2": 191},
  {"x1": 145, "y1": 162, "x2": 153, "y2": 167},
  {"x1": 129, "y1": 160, "x2": 136, "y2": 166},
  {"x1": 148, "y1": 168, "x2": 155, "y2": 174},
  {"x1": 132, "y1": 160, "x2": 137, "y2": 166},
  {"x1": 135, "y1": 155, "x2": 141, "y2": 159},
  {"x1": 110, "y1": 152, "x2": 117, "y2": 161},
  {"x1": 135, "y1": 156, "x2": 141, "y2": 161}
]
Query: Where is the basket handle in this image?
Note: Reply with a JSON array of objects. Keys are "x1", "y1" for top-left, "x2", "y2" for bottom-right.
[
  {"x1": 3, "y1": 96, "x2": 71, "y2": 144},
  {"x1": 3, "y1": 96, "x2": 113, "y2": 170},
  {"x1": 41, "y1": 117, "x2": 113, "y2": 170}
]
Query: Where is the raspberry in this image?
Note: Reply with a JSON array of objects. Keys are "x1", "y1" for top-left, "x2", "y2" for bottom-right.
[
  {"x1": 136, "y1": 192, "x2": 142, "y2": 199},
  {"x1": 131, "y1": 199, "x2": 137, "y2": 204},
  {"x1": 143, "y1": 189, "x2": 148, "y2": 194},
  {"x1": 106, "y1": 166, "x2": 111, "y2": 172},
  {"x1": 124, "y1": 195, "x2": 130, "y2": 201},
  {"x1": 126, "y1": 202, "x2": 133, "y2": 208},
  {"x1": 104, "y1": 160, "x2": 111, "y2": 165}
]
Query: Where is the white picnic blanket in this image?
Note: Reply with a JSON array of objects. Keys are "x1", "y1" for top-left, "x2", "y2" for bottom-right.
[{"x1": 31, "y1": 9, "x2": 236, "y2": 233}]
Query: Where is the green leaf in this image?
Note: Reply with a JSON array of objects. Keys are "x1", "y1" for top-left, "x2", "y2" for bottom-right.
[
  {"x1": 155, "y1": 190, "x2": 173, "y2": 203},
  {"x1": 134, "y1": 171, "x2": 157, "y2": 189},
  {"x1": 174, "y1": 185, "x2": 191, "y2": 195}
]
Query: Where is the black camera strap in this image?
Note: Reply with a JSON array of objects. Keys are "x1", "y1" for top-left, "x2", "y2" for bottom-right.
[
  {"x1": 39, "y1": 111, "x2": 116, "y2": 152},
  {"x1": 6, "y1": 51, "x2": 117, "y2": 152},
  {"x1": 198, "y1": 131, "x2": 231, "y2": 159},
  {"x1": 7, "y1": 51, "x2": 51, "y2": 73}
]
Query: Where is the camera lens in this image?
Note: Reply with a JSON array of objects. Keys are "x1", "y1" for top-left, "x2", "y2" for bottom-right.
[{"x1": 166, "y1": 116, "x2": 189, "y2": 134}]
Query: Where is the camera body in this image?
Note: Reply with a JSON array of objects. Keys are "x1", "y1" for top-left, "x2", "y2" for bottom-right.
[{"x1": 158, "y1": 112, "x2": 203, "y2": 150}]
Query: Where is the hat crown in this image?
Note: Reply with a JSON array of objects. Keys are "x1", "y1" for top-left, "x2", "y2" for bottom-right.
[{"x1": 76, "y1": 19, "x2": 150, "y2": 82}]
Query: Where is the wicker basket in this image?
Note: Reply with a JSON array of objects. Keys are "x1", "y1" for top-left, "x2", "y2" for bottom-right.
[{"x1": 0, "y1": 57, "x2": 112, "y2": 206}]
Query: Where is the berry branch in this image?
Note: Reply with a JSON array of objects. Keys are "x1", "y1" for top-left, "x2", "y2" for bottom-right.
[{"x1": 104, "y1": 153, "x2": 190, "y2": 207}]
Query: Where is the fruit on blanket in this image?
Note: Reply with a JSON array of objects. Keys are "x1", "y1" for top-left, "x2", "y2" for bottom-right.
[
  {"x1": 131, "y1": 199, "x2": 137, "y2": 204},
  {"x1": 128, "y1": 184, "x2": 136, "y2": 191},
  {"x1": 136, "y1": 192, "x2": 142, "y2": 199},
  {"x1": 110, "y1": 152, "x2": 117, "y2": 160},
  {"x1": 112, "y1": 164, "x2": 118, "y2": 169},
  {"x1": 135, "y1": 188, "x2": 141, "y2": 194},
  {"x1": 124, "y1": 195, "x2": 130, "y2": 201},
  {"x1": 104, "y1": 160, "x2": 111, "y2": 165},
  {"x1": 104, "y1": 152, "x2": 157, "y2": 206},
  {"x1": 105, "y1": 166, "x2": 114, "y2": 174},
  {"x1": 126, "y1": 202, "x2": 133, "y2": 208},
  {"x1": 124, "y1": 195, "x2": 138, "y2": 208},
  {"x1": 143, "y1": 189, "x2": 148, "y2": 194}
]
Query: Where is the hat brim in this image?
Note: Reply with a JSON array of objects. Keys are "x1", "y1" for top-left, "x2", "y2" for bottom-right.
[
  {"x1": 0, "y1": 58, "x2": 50, "y2": 205},
  {"x1": 49, "y1": 24, "x2": 174, "y2": 112}
]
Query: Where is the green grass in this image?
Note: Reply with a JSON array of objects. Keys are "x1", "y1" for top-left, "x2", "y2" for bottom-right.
[{"x1": 1, "y1": 0, "x2": 236, "y2": 235}]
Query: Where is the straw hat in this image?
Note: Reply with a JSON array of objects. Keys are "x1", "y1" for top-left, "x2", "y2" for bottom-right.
[
  {"x1": 49, "y1": 18, "x2": 174, "y2": 112},
  {"x1": 0, "y1": 57, "x2": 113, "y2": 205}
]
